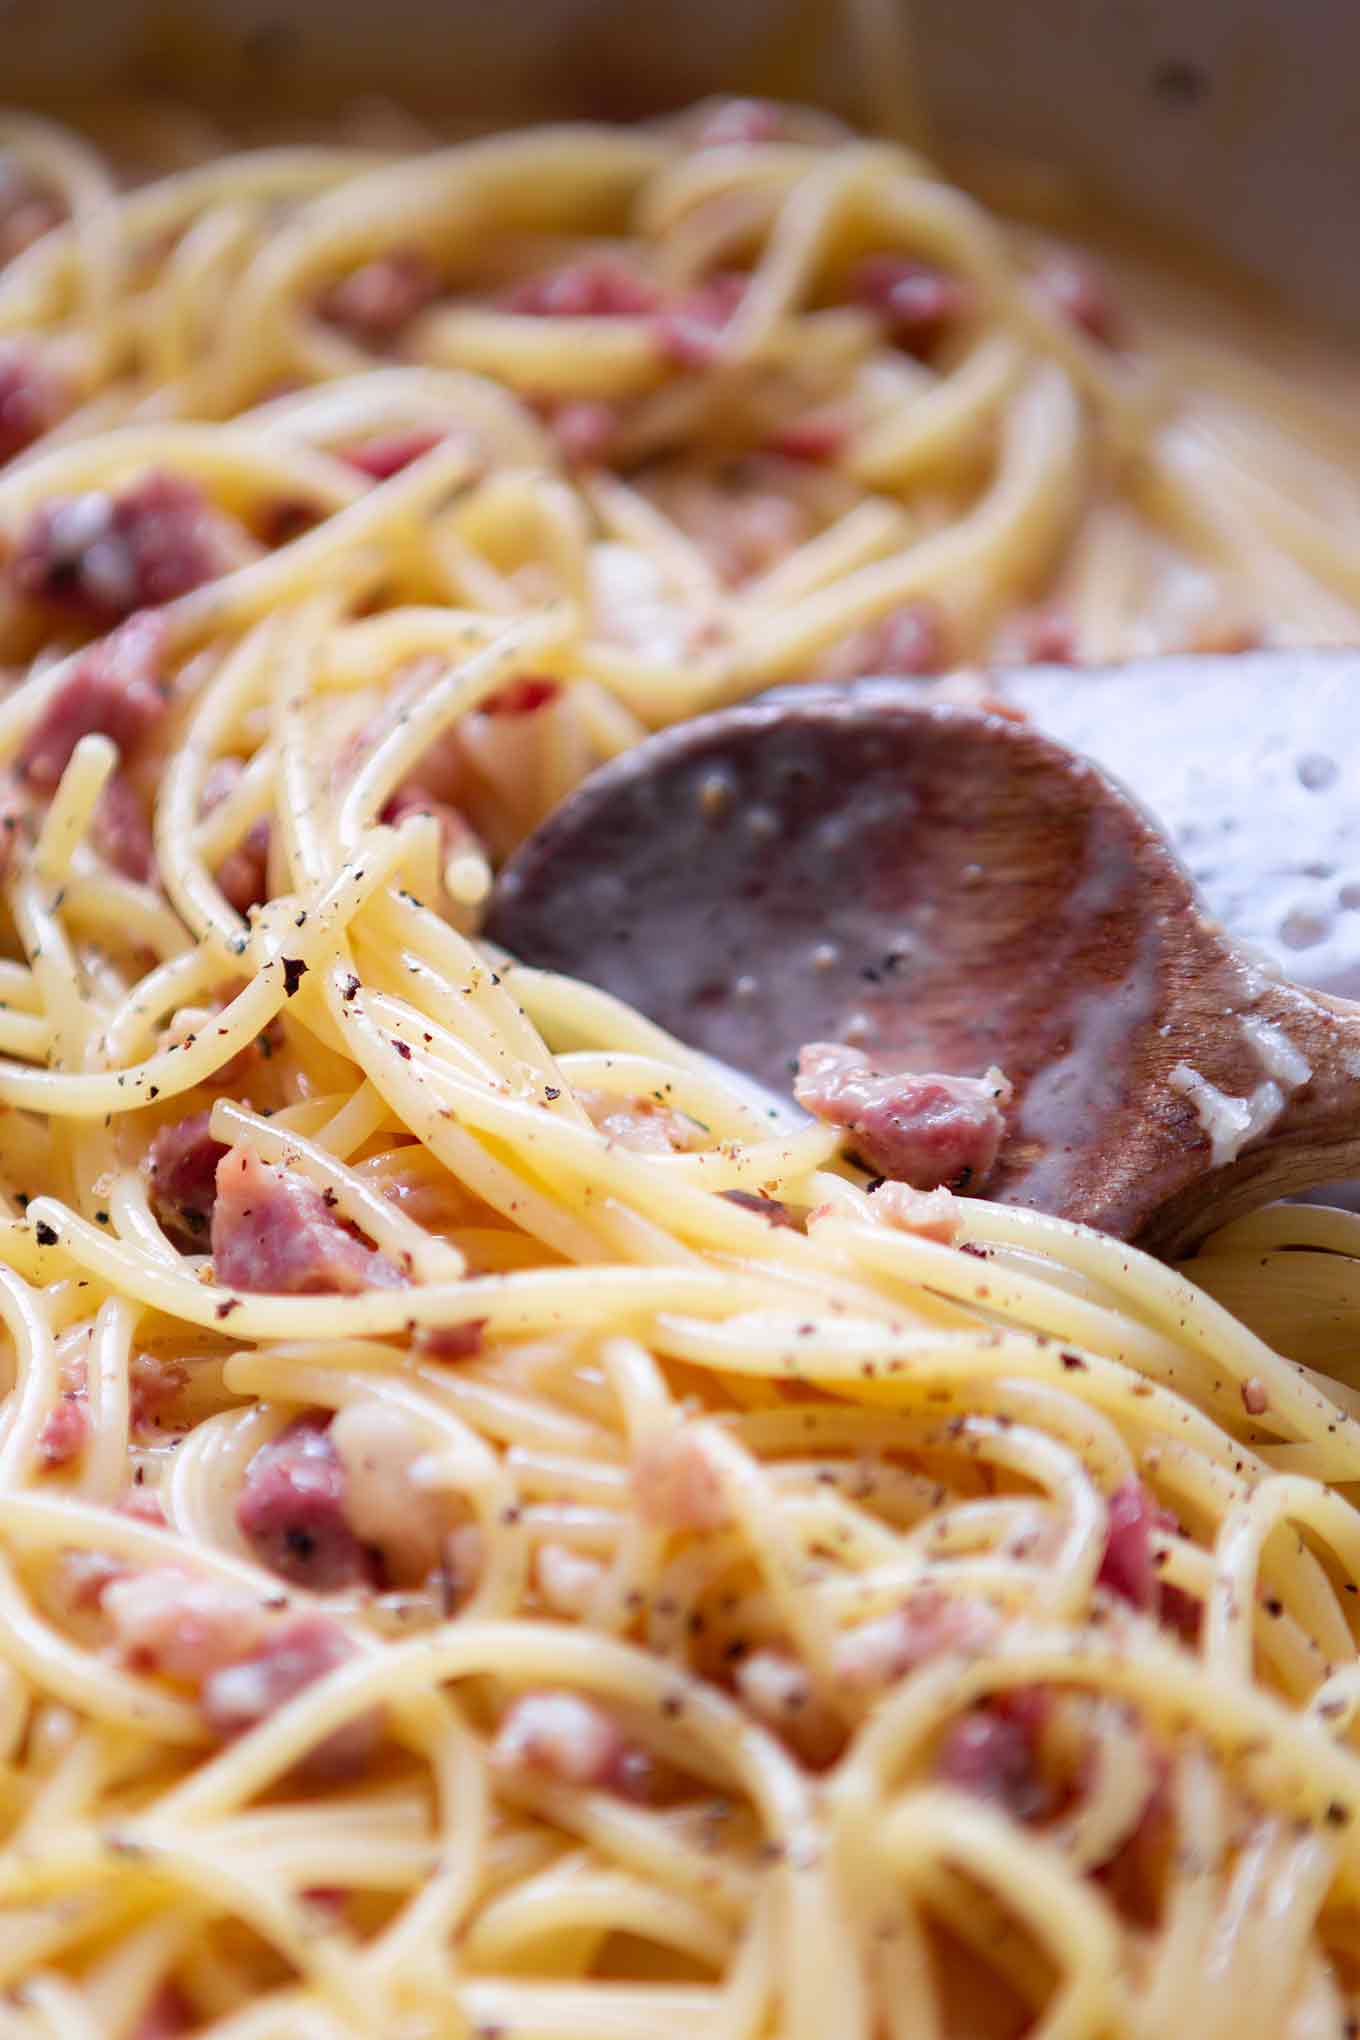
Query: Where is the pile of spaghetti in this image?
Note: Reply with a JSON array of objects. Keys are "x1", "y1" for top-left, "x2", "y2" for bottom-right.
[{"x1": 0, "y1": 95, "x2": 1355, "y2": 2039}]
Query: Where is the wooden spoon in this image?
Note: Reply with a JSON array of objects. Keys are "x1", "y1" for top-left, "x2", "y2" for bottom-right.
[
  {"x1": 485, "y1": 661, "x2": 1360, "y2": 1254},
  {"x1": 998, "y1": 647, "x2": 1360, "y2": 1004}
]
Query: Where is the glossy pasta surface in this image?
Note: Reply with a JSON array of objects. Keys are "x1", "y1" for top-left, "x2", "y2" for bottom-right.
[{"x1": 0, "y1": 95, "x2": 1356, "y2": 2040}]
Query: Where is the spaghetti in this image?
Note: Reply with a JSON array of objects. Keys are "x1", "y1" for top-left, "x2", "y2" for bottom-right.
[{"x1": 0, "y1": 91, "x2": 1352, "y2": 2039}]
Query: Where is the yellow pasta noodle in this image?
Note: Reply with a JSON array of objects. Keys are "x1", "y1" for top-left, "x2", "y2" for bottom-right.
[{"x1": 0, "y1": 78, "x2": 1354, "y2": 2040}]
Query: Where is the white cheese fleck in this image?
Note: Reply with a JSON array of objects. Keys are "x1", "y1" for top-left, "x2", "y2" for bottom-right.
[
  {"x1": 589, "y1": 542, "x2": 710, "y2": 666},
  {"x1": 1239, "y1": 1014, "x2": 1312, "y2": 1089},
  {"x1": 1169, "y1": 1064, "x2": 1284, "y2": 1168},
  {"x1": 1171, "y1": 1008, "x2": 1312, "y2": 1169}
]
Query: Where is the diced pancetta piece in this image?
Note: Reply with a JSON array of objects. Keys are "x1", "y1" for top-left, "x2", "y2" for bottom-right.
[
  {"x1": 17, "y1": 610, "x2": 168, "y2": 790},
  {"x1": 481, "y1": 675, "x2": 562, "y2": 717},
  {"x1": 654, "y1": 273, "x2": 747, "y2": 370},
  {"x1": 90, "y1": 770, "x2": 155, "y2": 882},
  {"x1": 633, "y1": 1428, "x2": 728, "y2": 1533},
  {"x1": 1037, "y1": 257, "x2": 1121, "y2": 346},
  {"x1": 767, "y1": 409, "x2": 850, "y2": 464},
  {"x1": 936, "y1": 1689, "x2": 1052, "y2": 1820},
  {"x1": 301, "y1": 1885, "x2": 347, "y2": 1918},
  {"x1": 53, "y1": 1485, "x2": 168, "y2": 1613},
  {"x1": 236, "y1": 1412, "x2": 378, "y2": 1592},
  {"x1": 61, "y1": 1548, "x2": 128, "y2": 1611},
  {"x1": 492, "y1": 1691, "x2": 653, "y2": 1798},
  {"x1": 735, "y1": 1647, "x2": 809, "y2": 1719},
  {"x1": 503, "y1": 258, "x2": 660, "y2": 320},
  {"x1": 1095, "y1": 1749, "x2": 1171, "y2": 1922},
  {"x1": 211, "y1": 1147, "x2": 403, "y2": 1295},
  {"x1": 866, "y1": 1181, "x2": 961, "y2": 1243},
  {"x1": 259, "y1": 498, "x2": 316, "y2": 548},
  {"x1": 373, "y1": 1158, "x2": 474, "y2": 1237},
  {"x1": 535, "y1": 1541, "x2": 605, "y2": 1618},
  {"x1": 734, "y1": 1646, "x2": 844, "y2": 1765},
  {"x1": 200, "y1": 1614, "x2": 378, "y2": 1778},
  {"x1": 129, "y1": 1352, "x2": 189, "y2": 1438},
  {"x1": 1097, "y1": 1479, "x2": 1164, "y2": 1613},
  {"x1": 148, "y1": 1112, "x2": 229, "y2": 1250},
  {"x1": 330, "y1": 1402, "x2": 447, "y2": 1584},
  {"x1": 36, "y1": 1359, "x2": 89, "y2": 1468},
  {"x1": 440, "y1": 1523, "x2": 484, "y2": 1611},
  {"x1": 102, "y1": 1567, "x2": 272, "y2": 1681},
  {"x1": 1241, "y1": 1377, "x2": 1270, "y2": 1417},
  {"x1": 1009, "y1": 606, "x2": 1077, "y2": 666},
  {"x1": 544, "y1": 397, "x2": 621, "y2": 467},
  {"x1": 130, "y1": 1983, "x2": 194, "y2": 2040},
  {"x1": 216, "y1": 816, "x2": 271, "y2": 913},
  {"x1": 1097, "y1": 1478, "x2": 1199, "y2": 1638},
  {"x1": 794, "y1": 1045, "x2": 1012, "y2": 1191},
  {"x1": 201, "y1": 757, "x2": 271, "y2": 914},
  {"x1": 199, "y1": 755, "x2": 243, "y2": 815},
  {"x1": 344, "y1": 428, "x2": 443, "y2": 480},
  {"x1": 413, "y1": 1319, "x2": 488, "y2": 1361},
  {"x1": 834, "y1": 1592, "x2": 1000, "y2": 1690},
  {"x1": 0, "y1": 340, "x2": 66, "y2": 464},
  {"x1": 319, "y1": 251, "x2": 440, "y2": 344},
  {"x1": 578, "y1": 1085, "x2": 698, "y2": 1156},
  {"x1": 817, "y1": 600, "x2": 949, "y2": 682},
  {"x1": 120, "y1": 1484, "x2": 168, "y2": 1526},
  {"x1": 11, "y1": 472, "x2": 229, "y2": 624},
  {"x1": 851, "y1": 254, "x2": 971, "y2": 355}
]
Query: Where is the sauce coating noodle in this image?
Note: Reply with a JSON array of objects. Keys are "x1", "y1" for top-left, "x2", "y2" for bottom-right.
[{"x1": 0, "y1": 92, "x2": 1354, "y2": 2040}]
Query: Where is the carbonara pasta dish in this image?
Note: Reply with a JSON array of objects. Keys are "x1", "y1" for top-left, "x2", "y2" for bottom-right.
[{"x1": 0, "y1": 90, "x2": 1356, "y2": 2039}]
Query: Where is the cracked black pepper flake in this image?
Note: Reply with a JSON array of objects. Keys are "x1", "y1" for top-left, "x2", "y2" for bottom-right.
[
  {"x1": 281, "y1": 957, "x2": 308, "y2": 997},
  {"x1": 216, "y1": 1298, "x2": 242, "y2": 1320},
  {"x1": 34, "y1": 1221, "x2": 58, "y2": 1246}
]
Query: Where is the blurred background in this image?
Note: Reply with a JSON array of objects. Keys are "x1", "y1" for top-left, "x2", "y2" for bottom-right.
[{"x1": 0, "y1": 0, "x2": 1357, "y2": 328}]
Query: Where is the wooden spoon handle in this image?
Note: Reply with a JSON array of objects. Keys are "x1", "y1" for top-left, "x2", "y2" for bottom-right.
[{"x1": 1141, "y1": 980, "x2": 1360, "y2": 1254}]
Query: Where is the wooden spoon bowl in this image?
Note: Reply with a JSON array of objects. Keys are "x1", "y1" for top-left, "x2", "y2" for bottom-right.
[{"x1": 487, "y1": 690, "x2": 1360, "y2": 1252}]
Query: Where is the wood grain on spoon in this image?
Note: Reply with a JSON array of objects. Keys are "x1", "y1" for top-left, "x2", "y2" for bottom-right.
[{"x1": 486, "y1": 687, "x2": 1360, "y2": 1254}]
